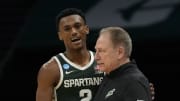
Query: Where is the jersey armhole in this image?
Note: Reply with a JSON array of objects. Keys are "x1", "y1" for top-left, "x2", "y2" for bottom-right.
[{"x1": 53, "y1": 56, "x2": 64, "y2": 89}]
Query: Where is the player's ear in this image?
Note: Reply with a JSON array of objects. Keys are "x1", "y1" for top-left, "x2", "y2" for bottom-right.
[
  {"x1": 58, "y1": 32, "x2": 63, "y2": 40},
  {"x1": 85, "y1": 25, "x2": 89, "y2": 35}
]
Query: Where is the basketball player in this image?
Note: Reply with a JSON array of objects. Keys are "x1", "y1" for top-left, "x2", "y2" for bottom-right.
[{"x1": 36, "y1": 8, "x2": 104, "y2": 101}]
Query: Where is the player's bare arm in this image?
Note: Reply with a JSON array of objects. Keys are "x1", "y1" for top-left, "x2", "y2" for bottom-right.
[{"x1": 36, "y1": 58, "x2": 60, "y2": 101}]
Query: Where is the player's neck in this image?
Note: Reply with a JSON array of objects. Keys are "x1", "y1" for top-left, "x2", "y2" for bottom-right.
[{"x1": 64, "y1": 49, "x2": 90, "y2": 67}]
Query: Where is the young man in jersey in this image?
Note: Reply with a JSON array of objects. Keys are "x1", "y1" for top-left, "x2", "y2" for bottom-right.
[
  {"x1": 36, "y1": 8, "x2": 104, "y2": 101},
  {"x1": 36, "y1": 8, "x2": 155, "y2": 101},
  {"x1": 94, "y1": 26, "x2": 152, "y2": 101}
]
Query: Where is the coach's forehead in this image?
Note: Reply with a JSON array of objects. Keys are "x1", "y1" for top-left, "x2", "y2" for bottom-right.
[{"x1": 96, "y1": 33, "x2": 112, "y2": 48}]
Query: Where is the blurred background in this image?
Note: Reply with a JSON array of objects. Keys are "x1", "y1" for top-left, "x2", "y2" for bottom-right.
[{"x1": 0, "y1": 0, "x2": 180, "y2": 101}]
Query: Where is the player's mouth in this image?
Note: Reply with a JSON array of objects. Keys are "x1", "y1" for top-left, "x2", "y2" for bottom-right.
[{"x1": 71, "y1": 38, "x2": 81, "y2": 44}]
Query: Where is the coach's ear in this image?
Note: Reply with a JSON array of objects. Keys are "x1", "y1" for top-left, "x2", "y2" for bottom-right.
[
  {"x1": 117, "y1": 46, "x2": 124, "y2": 59},
  {"x1": 58, "y1": 32, "x2": 63, "y2": 40}
]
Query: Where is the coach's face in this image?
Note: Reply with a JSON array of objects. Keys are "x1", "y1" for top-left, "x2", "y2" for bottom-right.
[
  {"x1": 58, "y1": 15, "x2": 89, "y2": 50},
  {"x1": 95, "y1": 32, "x2": 121, "y2": 74}
]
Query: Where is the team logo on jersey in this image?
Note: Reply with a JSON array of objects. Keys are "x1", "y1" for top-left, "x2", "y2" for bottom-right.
[
  {"x1": 105, "y1": 88, "x2": 116, "y2": 99},
  {"x1": 63, "y1": 64, "x2": 70, "y2": 70},
  {"x1": 65, "y1": 70, "x2": 75, "y2": 75}
]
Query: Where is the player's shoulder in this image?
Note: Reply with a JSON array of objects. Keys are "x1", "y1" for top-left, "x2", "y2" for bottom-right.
[
  {"x1": 39, "y1": 57, "x2": 59, "y2": 74},
  {"x1": 37, "y1": 57, "x2": 60, "y2": 85}
]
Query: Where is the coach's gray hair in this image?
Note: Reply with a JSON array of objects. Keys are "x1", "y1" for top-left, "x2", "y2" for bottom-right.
[{"x1": 99, "y1": 27, "x2": 132, "y2": 57}]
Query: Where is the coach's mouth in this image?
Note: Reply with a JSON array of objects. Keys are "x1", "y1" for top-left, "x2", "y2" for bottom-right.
[{"x1": 96, "y1": 63, "x2": 103, "y2": 69}]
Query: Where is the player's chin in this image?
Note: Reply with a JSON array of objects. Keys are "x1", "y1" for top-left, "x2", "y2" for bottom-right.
[{"x1": 72, "y1": 44, "x2": 83, "y2": 49}]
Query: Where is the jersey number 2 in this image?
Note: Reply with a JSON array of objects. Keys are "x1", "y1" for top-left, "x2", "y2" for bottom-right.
[{"x1": 79, "y1": 89, "x2": 92, "y2": 101}]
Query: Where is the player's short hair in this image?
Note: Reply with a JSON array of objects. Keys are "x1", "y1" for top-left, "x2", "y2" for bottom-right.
[{"x1": 56, "y1": 8, "x2": 86, "y2": 32}]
